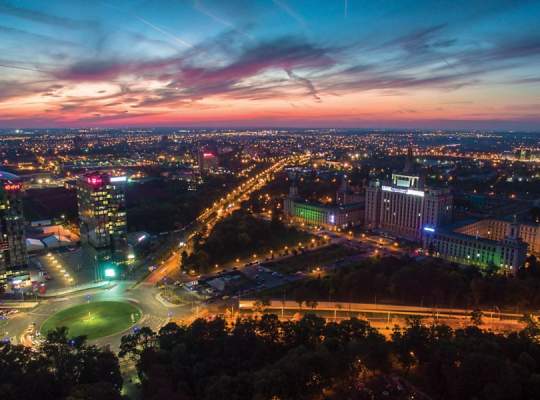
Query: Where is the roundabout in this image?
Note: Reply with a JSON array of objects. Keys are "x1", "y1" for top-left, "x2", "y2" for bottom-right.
[{"x1": 41, "y1": 300, "x2": 141, "y2": 340}]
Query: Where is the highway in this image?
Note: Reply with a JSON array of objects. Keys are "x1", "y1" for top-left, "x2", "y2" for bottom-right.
[
  {"x1": 238, "y1": 299, "x2": 527, "y2": 335},
  {"x1": 146, "y1": 154, "x2": 310, "y2": 284}
]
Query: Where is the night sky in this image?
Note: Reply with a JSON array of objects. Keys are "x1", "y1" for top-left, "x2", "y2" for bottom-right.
[{"x1": 1, "y1": 0, "x2": 539, "y2": 129}]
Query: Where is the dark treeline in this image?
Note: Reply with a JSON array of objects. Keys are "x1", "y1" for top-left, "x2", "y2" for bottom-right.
[
  {"x1": 0, "y1": 327, "x2": 123, "y2": 400},
  {"x1": 183, "y1": 209, "x2": 311, "y2": 272},
  {"x1": 284, "y1": 256, "x2": 540, "y2": 311},
  {"x1": 119, "y1": 315, "x2": 540, "y2": 400},
  {"x1": 126, "y1": 175, "x2": 238, "y2": 233}
]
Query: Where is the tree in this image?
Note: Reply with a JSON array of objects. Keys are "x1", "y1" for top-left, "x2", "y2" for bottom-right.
[
  {"x1": 253, "y1": 300, "x2": 265, "y2": 315},
  {"x1": 66, "y1": 382, "x2": 123, "y2": 400},
  {"x1": 306, "y1": 300, "x2": 318, "y2": 310},
  {"x1": 119, "y1": 326, "x2": 156, "y2": 361},
  {"x1": 520, "y1": 313, "x2": 540, "y2": 338},
  {"x1": 180, "y1": 250, "x2": 189, "y2": 267},
  {"x1": 470, "y1": 309, "x2": 483, "y2": 326},
  {"x1": 0, "y1": 327, "x2": 123, "y2": 400}
]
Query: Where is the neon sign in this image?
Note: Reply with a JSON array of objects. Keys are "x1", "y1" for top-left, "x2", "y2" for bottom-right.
[
  {"x1": 203, "y1": 152, "x2": 215, "y2": 158},
  {"x1": 4, "y1": 183, "x2": 21, "y2": 191},
  {"x1": 382, "y1": 185, "x2": 424, "y2": 197},
  {"x1": 87, "y1": 176, "x2": 103, "y2": 186}
]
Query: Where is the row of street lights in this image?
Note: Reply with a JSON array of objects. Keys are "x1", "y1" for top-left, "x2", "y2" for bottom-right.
[{"x1": 46, "y1": 252, "x2": 75, "y2": 285}]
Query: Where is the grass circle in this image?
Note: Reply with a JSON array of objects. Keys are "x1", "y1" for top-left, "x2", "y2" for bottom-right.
[{"x1": 41, "y1": 301, "x2": 141, "y2": 340}]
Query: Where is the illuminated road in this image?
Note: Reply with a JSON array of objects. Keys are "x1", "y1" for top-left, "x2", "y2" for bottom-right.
[
  {"x1": 238, "y1": 300, "x2": 526, "y2": 334},
  {"x1": 145, "y1": 154, "x2": 310, "y2": 283},
  {"x1": 2, "y1": 281, "x2": 192, "y2": 350},
  {"x1": 146, "y1": 251, "x2": 180, "y2": 284}
]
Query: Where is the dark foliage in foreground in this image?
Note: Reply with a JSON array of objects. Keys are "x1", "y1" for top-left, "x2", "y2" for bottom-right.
[
  {"x1": 3, "y1": 315, "x2": 540, "y2": 399},
  {"x1": 119, "y1": 315, "x2": 540, "y2": 400},
  {"x1": 0, "y1": 327, "x2": 122, "y2": 400}
]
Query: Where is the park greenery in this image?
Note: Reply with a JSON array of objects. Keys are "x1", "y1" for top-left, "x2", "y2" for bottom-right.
[
  {"x1": 182, "y1": 209, "x2": 314, "y2": 273},
  {"x1": 41, "y1": 301, "x2": 141, "y2": 340},
  {"x1": 0, "y1": 327, "x2": 123, "y2": 400},
  {"x1": 118, "y1": 314, "x2": 540, "y2": 400},
  {"x1": 266, "y1": 255, "x2": 540, "y2": 311},
  {"x1": 264, "y1": 243, "x2": 356, "y2": 274}
]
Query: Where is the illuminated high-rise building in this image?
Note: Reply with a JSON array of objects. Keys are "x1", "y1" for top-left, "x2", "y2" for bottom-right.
[
  {"x1": 198, "y1": 147, "x2": 219, "y2": 173},
  {"x1": 365, "y1": 151, "x2": 452, "y2": 240},
  {"x1": 0, "y1": 171, "x2": 28, "y2": 288},
  {"x1": 77, "y1": 172, "x2": 127, "y2": 249}
]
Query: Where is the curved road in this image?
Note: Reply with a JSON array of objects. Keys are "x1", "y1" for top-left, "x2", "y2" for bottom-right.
[{"x1": 3, "y1": 282, "x2": 193, "y2": 350}]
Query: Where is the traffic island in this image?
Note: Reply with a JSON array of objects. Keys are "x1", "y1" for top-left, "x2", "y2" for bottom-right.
[{"x1": 40, "y1": 300, "x2": 141, "y2": 340}]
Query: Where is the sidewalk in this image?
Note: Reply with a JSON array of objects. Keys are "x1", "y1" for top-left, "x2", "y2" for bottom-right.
[{"x1": 38, "y1": 281, "x2": 115, "y2": 298}]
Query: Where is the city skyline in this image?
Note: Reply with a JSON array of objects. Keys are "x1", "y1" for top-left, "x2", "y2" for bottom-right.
[{"x1": 1, "y1": 0, "x2": 540, "y2": 130}]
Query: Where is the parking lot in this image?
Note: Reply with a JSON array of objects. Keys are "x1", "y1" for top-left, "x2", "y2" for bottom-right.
[{"x1": 30, "y1": 247, "x2": 96, "y2": 292}]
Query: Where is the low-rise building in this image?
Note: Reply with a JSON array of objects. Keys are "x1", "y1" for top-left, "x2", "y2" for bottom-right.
[
  {"x1": 452, "y1": 217, "x2": 540, "y2": 256},
  {"x1": 422, "y1": 220, "x2": 528, "y2": 273},
  {"x1": 284, "y1": 176, "x2": 364, "y2": 229}
]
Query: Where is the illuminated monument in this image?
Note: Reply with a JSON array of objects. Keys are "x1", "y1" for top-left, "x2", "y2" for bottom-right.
[
  {"x1": 365, "y1": 148, "x2": 452, "y2": 240},
  {"x1": 77, "y1": 172, "x2": 128, "y2": 278}
]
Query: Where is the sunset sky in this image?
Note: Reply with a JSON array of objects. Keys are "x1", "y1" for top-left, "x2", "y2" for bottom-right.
[{"x1": 1, "y1": 0, "x2": 539, "y2": 129}]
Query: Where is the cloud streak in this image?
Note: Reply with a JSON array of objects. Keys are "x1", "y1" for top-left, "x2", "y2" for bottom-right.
[
  {"x1": 1, "y1": 1, "x2": 540, "y2": 128},
  {"x1": 0, "y1": 2, "x2": 94, "y2": 30}
]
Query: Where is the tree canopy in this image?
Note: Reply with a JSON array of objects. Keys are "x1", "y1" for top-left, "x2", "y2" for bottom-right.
[
  {"x1": 0, "y1": 327, "x2": 122, "y2": 400},
  {"x1": 119, "y1": 314, "x2": 540, "y2": 400}
]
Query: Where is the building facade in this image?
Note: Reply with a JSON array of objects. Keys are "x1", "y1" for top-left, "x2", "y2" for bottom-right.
[
  {"x1": 365, "y1": 173, "x2": 452, "y2": 240},
  {"x1": 453, "y1": 218, "x2": 540, "y2": 256},
  {"x1": 77, "y1": 172, "x2": 127, "y2": 250},
  {"x1": 422, "y1": 221, "x2": 528, "y2": 273},
  {"x1": 284, "y1": 178, "x2": 364, "y2": 229},
  {"x1": 1, "y1": 171, "x2": 28, "y2": 289},
  {"x1": 0, "y1": 175, "x2": 27, "y2": 270},
  {"x1": 198, "y1": 147, "x2": 219, "y2": 173}
]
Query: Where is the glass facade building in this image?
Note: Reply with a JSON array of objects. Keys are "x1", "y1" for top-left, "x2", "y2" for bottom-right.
[
  {"x1": 77, "y1": 172, "x2": 127, "y2": 250},
  {"x1": 0, "y1": 171, "x2": 28, "y2": 289}
]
